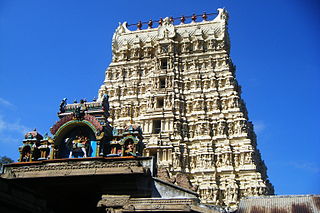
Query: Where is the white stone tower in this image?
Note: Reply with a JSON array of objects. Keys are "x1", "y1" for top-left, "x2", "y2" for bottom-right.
[{"x1": 98, "y1": 8, "x2": 274, "y2": 208}]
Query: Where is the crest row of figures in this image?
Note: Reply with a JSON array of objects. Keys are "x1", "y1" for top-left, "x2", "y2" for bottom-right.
[
  {"x1": 105, "y1": 92, "x2": 241, "y2": 120},
  {"x1": 188, "y1": 152, "x2": 256, "y2": 170},
  {"x1": 189, "y1": 119, "x2": 251, "y2": 137},
  {"x1": 113, "y1": 37, "x2": 228, "y2": 62},
  {"x1": 197, "y1": 183, "x2": 267, "y2": 205},
  {"x1": 105, "y1": 75, "x2": 237, "y2": 100},
  {"x1": 167, "y1": 151, "x2": 255, "y2": 171},
  {"x1": 110, "y1": 115, "x2": 249, "y2": 140},
  {"x1": 107, "y1": 56, "x2": 232, "y2": 81},
  {"x1": 185, "y1": 95, "x2": 242, "y2": 113},
  {"x1": 109, "y1": 104, "x2": 248, "y2": 133}
]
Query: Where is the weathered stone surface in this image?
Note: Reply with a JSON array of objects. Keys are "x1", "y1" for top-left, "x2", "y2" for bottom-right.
[
  {"x1": 98, "y1": 196, "x2": 223, "y2": 213},
  {"x1": 2, "y1": 157, "x2": 149, "y2": 179}
]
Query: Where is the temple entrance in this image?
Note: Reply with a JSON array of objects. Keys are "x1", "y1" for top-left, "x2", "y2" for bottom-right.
[{"x1": 56, "y1": 124, "x2": 97, "y2": 158}]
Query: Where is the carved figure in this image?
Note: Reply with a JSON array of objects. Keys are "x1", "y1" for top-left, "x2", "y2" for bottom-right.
[
  {"x1": 172, "y1": 153, "x2": 180, "y2": 169},
  {"x1": 234, "y1": 154, "x2": 239, "y2": 167},
  {"x1": 228, "y1": 123, "x2": 234, "y2": 135},
  {"x1": 240, "y1": 152, "x2": 245, "y2": 165},
  {"x1": 234, "y1": 121, "x2": 242, "y2": 134},
  {"x1": 245, "y1": 152, "x2": 253, "y2": 164},
  {"x1": 102, "y1": 94, "x2": 110, "y2": 116},
  {"x1": 59, "y1": 98, "x2": 67, "y2": 113},
  {"x1": 217, "y1": 121, "x2": 226, "y2": 135},
  {"x1": 124, "y1": 141, "x2": 134, "y2": 156},
  {"x1": 69, "y1": 136, "x2": 89, "y2": 158},
  {"x1": 222, "y1": 99, "x2": 228, "y2": 110}
]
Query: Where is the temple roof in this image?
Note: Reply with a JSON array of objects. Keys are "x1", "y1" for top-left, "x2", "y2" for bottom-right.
[
  {"x1": 237, "y1": 195, "x2": 320, "y2": 213},
  {"x1": 111, "y1": 8, "x2": 229, "y2": 53},
  {"x1": 24, "y1": 129, "x2": 43, "y2": 140}
]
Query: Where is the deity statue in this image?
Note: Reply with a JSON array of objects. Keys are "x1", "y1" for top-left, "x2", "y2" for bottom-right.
[
  {"x1": 172, "y1": 153, "x2": 180, "y2": 169},
  {"x1": 217, "y1": 121, "x2": 226, "y2": 135},
  {"x1": 221, "y1": 99, "x2": 228, "y2": 110},
  {"x1": 102, "y1": 94, "x2": 110, "y2": 117},
  {"x1": 181, "y1": 42, "x2": 187, "y2": 53},
  {"x1": 69, "y1": 136, "x2": 89, "y2": 158},
  {"x1": 234, "y1": 154, "x2": 239, "y2": 167},
  {"x1": 240, "y1": 152, "x2": 245, "y2": 165},
  {"x1": 234, "y1": 120, "x2": 242, "y2": 135},
  {"x1": 59, "y1": 98, "x2": 67, "y2": 113},
  {"x1": 228, "y1": 122, "x2": 234, "y2": 135},
  {"x1": 190, "y1": 156, "x2": 196, "y2": 169},
  {"x1": 218, "y1": 78, "x2": 224, "y2": 88},
  {"x1": 124, "y1": 141, "x2": 135, "y2": 156},
  {"x1": 210, "y1": 78, "x2": 216, "y2": 88},
  {"x1": 245, "y1": 152, "x2": 253, "y2": 164},
  {"x1": 167, "y1": 77, "x2": 172, "y2": 87}
]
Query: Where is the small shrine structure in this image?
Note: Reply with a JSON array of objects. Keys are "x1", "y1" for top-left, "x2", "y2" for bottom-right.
[{"x1": 18, "y1": 95, "x2": 144, "y2": 162}]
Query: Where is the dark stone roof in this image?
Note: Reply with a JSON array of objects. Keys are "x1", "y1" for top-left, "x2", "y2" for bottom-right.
[{"x1": 237, "y1": 194, "x2": 320, "y2": 213}]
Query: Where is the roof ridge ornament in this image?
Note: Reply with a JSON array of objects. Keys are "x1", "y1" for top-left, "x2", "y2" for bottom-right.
[
  {"x1": 213, "y1": 8, "x2": 229, "y2": 22},
  {"x1": 157, "y1": 17, "x2": 175, "y2": 39},
  {"x1": 125, "y1": 11, "x2": 219, "y2": 31}
]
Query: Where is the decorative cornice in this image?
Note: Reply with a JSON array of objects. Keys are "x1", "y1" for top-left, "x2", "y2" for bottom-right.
[
  {"x1": 112, "y1": 8, "x2": 229, "y2": 53},
  {"x1": 2, "y1": 158, "x2": 151, "y2": 179}
]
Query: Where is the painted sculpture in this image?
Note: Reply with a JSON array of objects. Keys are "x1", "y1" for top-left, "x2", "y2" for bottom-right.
[
  {"x1": 19, "y1": 130, "x2": 54, "y2": 162},
  {"x1": 106, "y1": 124, "x2": 144, "y2": 157},
  {"x1": 18, "y1": 97, "x2": 144, "y2": 162}
]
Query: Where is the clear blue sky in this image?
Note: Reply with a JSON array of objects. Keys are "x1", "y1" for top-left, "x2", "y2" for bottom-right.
[{"x1": 0, "y1": 0, "x2": 319, "y2": 195}]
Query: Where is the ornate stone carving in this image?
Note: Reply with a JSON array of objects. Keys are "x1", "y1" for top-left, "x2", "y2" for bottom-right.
[
  {"x1": 3, "y1": 159, "x2": 146, "y2": 179},
  {"x1": 100, "y1": 8, "x2": 274, "y2": 208}
]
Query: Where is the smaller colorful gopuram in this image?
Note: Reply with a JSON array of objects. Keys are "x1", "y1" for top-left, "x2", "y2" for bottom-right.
[{"x1": 18, "y1": 95, "x2": 144, "y2": 162}]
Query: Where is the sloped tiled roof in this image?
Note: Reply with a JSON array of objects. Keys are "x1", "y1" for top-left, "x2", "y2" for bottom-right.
[{"x1": 237, "y1": 195, "x2": 320, "y2": 213}]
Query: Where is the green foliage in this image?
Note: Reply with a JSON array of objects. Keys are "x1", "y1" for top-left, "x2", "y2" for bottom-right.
[{"x1": 0, "y1": 156, "x2": 14, "y2": 167}]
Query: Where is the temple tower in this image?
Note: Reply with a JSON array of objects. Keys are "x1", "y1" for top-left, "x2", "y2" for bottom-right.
[{"x1": 98, "y1": 9, "x2": 273, "y2": 208}]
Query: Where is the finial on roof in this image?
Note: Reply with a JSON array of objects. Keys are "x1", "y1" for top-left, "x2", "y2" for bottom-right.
[
  {"x1": 169, "y1": 16, "x2": 174, "y2": 24},
  {"x1": 148, "y1": 19, "x2": 153, "y2": 28},
  {"x1": 59, "y1": 98, "x2": 67, "y2": 113},
  {"x1": 202, "y1": 12, "x2": 208, "y2": 21},
  {"x1": 158, "y1": 18, "x2": 163, "y2": 25},
  {"x1": 180, "y1": 15, "x2": 185, "y2": 24},
  {"x1": 191, "y1": 13, "x2": 197, "y2": 22},
  {"x1": 125, "y1": 11, "x2": 219, "y2": 31},
  {"x1": 137, "y1": 21, "x2": 142, "y2": 30}
]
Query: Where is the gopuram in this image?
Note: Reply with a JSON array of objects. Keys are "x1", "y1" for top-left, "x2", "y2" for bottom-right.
[
  {"x1": 98, "y1": 8, "x2": 273, "y2": 206},
  {"x1": 1, "y1": 8, "x2": 276, "y2": 213}
]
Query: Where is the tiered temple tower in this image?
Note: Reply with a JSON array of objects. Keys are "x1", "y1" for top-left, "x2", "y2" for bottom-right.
[{"x1": 98, "y1": 9, "x2": 273, "y2": 208}]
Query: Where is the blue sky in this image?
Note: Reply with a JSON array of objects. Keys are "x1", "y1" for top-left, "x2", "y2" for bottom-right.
[{"x1": 0, "y1": 0, "x2": 319, "y2": 195}]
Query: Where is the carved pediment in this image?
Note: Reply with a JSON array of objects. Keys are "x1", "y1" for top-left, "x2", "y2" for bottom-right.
[{"x1": 157, "y1": 17, "x2": 176, "y2": 40}]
